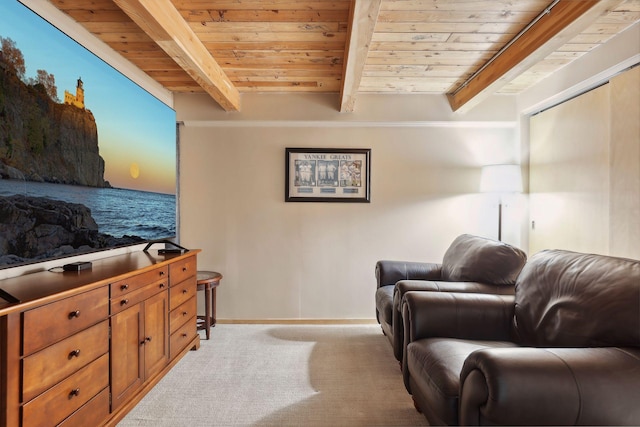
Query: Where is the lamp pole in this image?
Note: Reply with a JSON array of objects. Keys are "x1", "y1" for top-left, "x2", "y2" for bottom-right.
[
  {"x1": 480, "y1": 165, "x2": 522, "y2": 242},
  {"x1": 498, "y1": 200, "x2": 503, "y2": 241}
]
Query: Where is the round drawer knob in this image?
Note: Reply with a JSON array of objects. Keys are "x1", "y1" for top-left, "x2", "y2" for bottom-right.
[
  {"x1": 68, "y1": 349, "x2": 81, "y2": 359},
  {"x1": 69, "y1": 388, "x2": 80, "y2": 398},
  {"x1": 68, "y1": 310, "x2": 81, "y2": 319}
]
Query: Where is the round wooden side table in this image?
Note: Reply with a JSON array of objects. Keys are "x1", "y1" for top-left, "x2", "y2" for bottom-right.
[{"x1": 196, "y1": 271, "x2": 222, "y2": 340}]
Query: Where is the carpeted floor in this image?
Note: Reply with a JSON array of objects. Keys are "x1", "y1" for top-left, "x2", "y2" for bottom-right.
[{"x1": 118, "y1": 324, "x2": 429, "y2": 427}]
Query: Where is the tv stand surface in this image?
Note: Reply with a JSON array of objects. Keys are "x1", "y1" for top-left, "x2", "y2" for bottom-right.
[
  {"x1": 0, "y1": 249, "x2": 201, "y2": 427},
  {"x1": 0, "y1": 288, "x2": 19, "y2": 304}
]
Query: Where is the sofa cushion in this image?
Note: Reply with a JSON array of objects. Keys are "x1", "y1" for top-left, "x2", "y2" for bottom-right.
[
  {"x1": 514, "y1": 249, "x2": 640, "y2": 347},
  {"x1": 441, "y1": 234, "x2": 527, "y2": 285}
]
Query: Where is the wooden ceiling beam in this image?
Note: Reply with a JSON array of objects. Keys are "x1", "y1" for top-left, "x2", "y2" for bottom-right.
[
  {"x1": 446, "y1": 0, "x2": 623, "y2": 113},
  {"x1": 113, "y1": 0, "x2": 240, "y2": 111},
  {"x1": 339, "y1": 0, "x2": 382, "y2": 112}
]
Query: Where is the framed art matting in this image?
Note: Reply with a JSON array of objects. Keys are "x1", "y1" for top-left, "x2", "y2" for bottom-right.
[{"x1": 285, "y1": 148, "x2": 371, "y2": 202}]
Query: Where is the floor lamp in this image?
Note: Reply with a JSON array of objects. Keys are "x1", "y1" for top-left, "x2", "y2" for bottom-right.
[{"x1": 480, "y1": 164, "x2": 523, "y2": 241}]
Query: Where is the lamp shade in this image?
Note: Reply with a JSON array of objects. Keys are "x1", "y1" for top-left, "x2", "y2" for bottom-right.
[{"x1": 480, "y1": 164, "x2": 523, "y2": 193}]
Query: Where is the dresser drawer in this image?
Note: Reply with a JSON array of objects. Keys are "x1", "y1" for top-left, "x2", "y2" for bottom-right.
[
  {"x1": 170, "y1": 316, "x2": 196, "y2": 360},
  {"x1": 170, "y1": 277, "x2": 196, "y2": 310},
  {"x1": 110, "y1": 266, "x2": 168, "y2": 298},
  {"x1": 111, "y1": 279, "x2": 168, "y2": 315},
  {"x1": 22, "y1": 353, "x2": 109, "y2": 427},
  {"x1": 22, "y1": 286, "x2": 109, "y2": 355},
  {"x1": 170, "y1": 296, "x2": 196, "y2": 334},
  {"x1": 22, "y1": 320, "x2": 109, "y2": 402},
  {"x1": 57, "y1": 387, "x2": 109, "y2": 427},
  {"x1": 169, "y1": 255, "x2": 196, "y2": 286}
]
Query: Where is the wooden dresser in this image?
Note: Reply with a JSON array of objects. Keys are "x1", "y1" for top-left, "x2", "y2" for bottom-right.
[{"x1": 0, "y1": 250, "x2": 200, "y2": 427}]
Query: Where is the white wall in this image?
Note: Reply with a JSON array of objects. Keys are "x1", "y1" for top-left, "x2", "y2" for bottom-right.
[{"x1": 176, "y1": 93, "x2": 521, "y2": 321}]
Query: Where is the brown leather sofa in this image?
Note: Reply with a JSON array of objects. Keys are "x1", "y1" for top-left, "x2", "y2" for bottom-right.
[
  {"x1": 375, "y1": 234, "x2": 526, "y2": 361},
  {"x1": 402, "y1": 249, "x2": 640, "y2": 425}
]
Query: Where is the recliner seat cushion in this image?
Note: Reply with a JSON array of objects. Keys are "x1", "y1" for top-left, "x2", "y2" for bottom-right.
[
  {"x1": 441, "y1": 234, "x2": 526, "y2": 285},
  {"x1": 514, "y1": 249, "x2": 640, "y2": 347}
]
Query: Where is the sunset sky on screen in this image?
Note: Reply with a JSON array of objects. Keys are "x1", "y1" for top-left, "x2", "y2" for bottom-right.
[{"x1": 0, "y1": 2, "x2": 176, "y2": 195}]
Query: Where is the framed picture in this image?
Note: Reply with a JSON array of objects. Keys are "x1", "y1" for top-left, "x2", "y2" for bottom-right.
[{"x1": 285, "y1": 148, "x2": 371, "y2": 202}]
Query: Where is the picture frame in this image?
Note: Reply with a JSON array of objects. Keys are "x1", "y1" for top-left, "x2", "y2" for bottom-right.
[{"x1": 285, "y1": 148, "x2": 371, "y2": 203}]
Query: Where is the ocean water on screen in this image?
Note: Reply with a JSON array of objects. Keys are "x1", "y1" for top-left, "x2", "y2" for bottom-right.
[{"x1": 0, "y1": 180, "x2": 176, "y2": 239}]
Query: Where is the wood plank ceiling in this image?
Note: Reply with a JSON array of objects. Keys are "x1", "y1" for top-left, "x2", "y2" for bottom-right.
[{"x1": 46, "y1": 0, "x2": 640, "y2": 112}]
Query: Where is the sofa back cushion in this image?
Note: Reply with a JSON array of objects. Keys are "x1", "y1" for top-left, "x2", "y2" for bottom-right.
[
  {"x1": 441, "y1": 234, "x2": 527, "y2": 285},
  {"x1": 514, "y1": 249, "x2": 640, "y2": 347}
]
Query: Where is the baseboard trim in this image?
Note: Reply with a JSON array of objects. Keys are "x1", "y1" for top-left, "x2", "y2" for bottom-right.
[{"x1": 216, "y1": 319, "x2": 378, "y2": 325}]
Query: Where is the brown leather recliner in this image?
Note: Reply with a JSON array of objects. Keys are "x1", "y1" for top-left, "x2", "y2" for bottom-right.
[
  {"x1": 402, "y1": 249, "x2": 640, "y2": 425},
  {"x1": 375, "y1": 234, "x2": 526, "y2": 361}
]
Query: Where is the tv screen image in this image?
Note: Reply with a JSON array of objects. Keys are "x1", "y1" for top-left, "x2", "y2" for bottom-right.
[{"x1": 0, "y1": 1, "x2": 177, "y2": 268}]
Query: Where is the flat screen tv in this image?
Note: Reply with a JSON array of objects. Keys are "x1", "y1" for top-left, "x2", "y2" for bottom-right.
[{"x1": 0, "y1": 2, "x2": 177, "y2": 269}]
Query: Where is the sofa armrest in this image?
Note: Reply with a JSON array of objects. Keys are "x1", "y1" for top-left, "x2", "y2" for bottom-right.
[
  {"x1": 375, "y1": 260, "x2": 442, "y2": 289},
  {"x1": 459, "y1": 347, "x2": 640, "y2": 426},
  {"x1": 393, "y1": 280, "x2": 514, "y2": 314},
  {"x1": 393, "y1": 280, "x2": 444, "y2": 312},
  {"x1": 389, "y1": 280, "x2": 444, "y2": 360},
  {"x1": 402, "y1": 291, "x2": 514, "y2": 343},
  {"x1": 391, "y1": 280, "x2": 515, "y2": 361},
  {"x1": 401, "y1": 292, "x2": 514, "y2": 392}
]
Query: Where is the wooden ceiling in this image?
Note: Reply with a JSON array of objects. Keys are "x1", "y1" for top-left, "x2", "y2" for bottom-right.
[{"x1": 45, "y1": 0, "x2": 640, "y2": 112}]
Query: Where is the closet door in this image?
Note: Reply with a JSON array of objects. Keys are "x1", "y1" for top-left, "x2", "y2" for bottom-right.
[
  {"x1": 529, "y1": 84, "x2": 610, "y2": 255},
  {"x1": 529, "y1": 66, "x2": 640, "y2": 258}
]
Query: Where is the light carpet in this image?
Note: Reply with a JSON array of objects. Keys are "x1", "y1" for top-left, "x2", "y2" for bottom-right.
[{"x1": 118, "y1": 324, "x2": 429, "y2": 427}]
